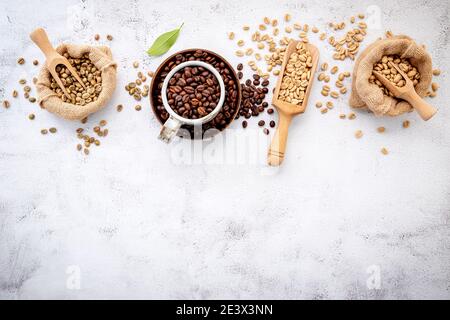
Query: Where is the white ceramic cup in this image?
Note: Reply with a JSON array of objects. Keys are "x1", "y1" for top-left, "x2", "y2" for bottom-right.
[{"x1": 158, "y1": 61, "x2": 226, "y2": 143}]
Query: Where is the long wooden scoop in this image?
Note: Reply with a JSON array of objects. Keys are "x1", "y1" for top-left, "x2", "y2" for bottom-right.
[
  {"x1": 30, "y1": 28, "x2": 86, "y2": 99},
  {"x1": 373, "y1": 63, "x2": 436, "y2": 121},
  {"x1": 268, "y1": 41, "x2": 319, "y2": 166}
]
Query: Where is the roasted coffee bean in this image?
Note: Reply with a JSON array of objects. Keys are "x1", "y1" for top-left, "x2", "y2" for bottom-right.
[
  {"x1": 166, "y1": 66, "x2": 220, "y2": 119},
  {"x1": 237, "y1": 63, "x2": 243, "y2": 71},
  {"x1": 242, "y1": 120, "x2": 248, "y2": 128},
  {"x1": 270, "y1": 120, "x2": 276, "y2": 128},
  {"x1": 263, "y1": 128, "x2": 270, "y2": 135},
  {"x1": 238, "y1": 71, "x2": 243, "y2": 79},
  {"x1": 267, "y1": 108, "x2": 274, "y2": 114},
  {"x1": 258, "y1": 120, "x2": 265, "y2": 127},
  {"x1": 238, "y1": 76, "x2": 270, "y2": 125},
  {"x1": 152, "y1": 50, "x2": 240, "y2": 137},
  {"x1": 262, "y1": 79, "x2": 269, "y2": 87}
]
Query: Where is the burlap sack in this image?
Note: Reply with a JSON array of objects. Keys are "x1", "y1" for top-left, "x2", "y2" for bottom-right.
[
  {"x1": 36, "y1": 44, "x2": 117, "y2": 120},
  {"x1": 349, "y1": 34, "x2": 432, "y2": 116}
]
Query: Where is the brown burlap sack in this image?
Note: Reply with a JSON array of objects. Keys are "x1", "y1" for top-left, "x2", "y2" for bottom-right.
[
  {"x1": 36, "y1": 44, "x2": 117, "y2": 120},
  {"x1": 349, "y1": 34, "x2": 432, "y2": 116}
]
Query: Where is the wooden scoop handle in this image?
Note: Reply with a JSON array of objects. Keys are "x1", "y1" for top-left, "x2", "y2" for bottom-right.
[
  {"x1": 401, "y1": 90, "x2": 437, "y2": 121},
  {"x1": 30, "y1": 28, "x2": 58, "y2": 59},
  {"x1": 268, "y1": 111, "x2": 292, "y2": 166}
]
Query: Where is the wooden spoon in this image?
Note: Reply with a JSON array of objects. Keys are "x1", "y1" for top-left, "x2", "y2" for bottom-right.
[
  {"x1": 373, "y1": 63, "x2": 436, "y2": 121},
  {"x1": 268, "y1": 41, "x2": 319, "y2": 166},
  {"x1": 30, "y1": 28, "x2": 86, "y2": 99}
]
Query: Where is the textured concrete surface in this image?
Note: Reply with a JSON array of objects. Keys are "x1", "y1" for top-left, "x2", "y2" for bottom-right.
[{"x1": 0, "y1": 0, "x2": 449, "y2": 299}]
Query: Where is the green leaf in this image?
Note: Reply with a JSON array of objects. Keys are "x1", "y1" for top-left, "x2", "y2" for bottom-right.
[{"x1": 147, "y1": 23, "x2": 184, "y2": 56}]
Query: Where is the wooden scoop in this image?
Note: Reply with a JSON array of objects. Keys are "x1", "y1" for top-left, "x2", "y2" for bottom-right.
[
  {"x1": 373, "y1": 63, "x2": 436, "y2": 121},
  {"x1": 268, "y1": 41, "x2": 319, "y2": 166},
  {"x1": 30, "y1": 28, "x2": 86, "y2": 99}
]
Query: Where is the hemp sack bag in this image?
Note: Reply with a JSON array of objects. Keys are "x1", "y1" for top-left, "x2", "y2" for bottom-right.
[
  {"x1": 349, "y1": 34, "x2": 432, "y2": 116},
  {"x1": 36, "y1": 44, "x2": 117, "y2": 120}
]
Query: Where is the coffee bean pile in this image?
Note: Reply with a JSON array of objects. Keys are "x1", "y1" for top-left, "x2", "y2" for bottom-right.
[
  {"x1": 167, "y1": 66, "x2": 220, "y2": 119},
  {"x1": 235, "y1": 64, "x2": 275, "y2": 134},
  {"x1": 152, "y1": 50, "x2": 240, "y2": 138}
]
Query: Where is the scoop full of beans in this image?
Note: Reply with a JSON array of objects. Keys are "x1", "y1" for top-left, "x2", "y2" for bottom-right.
[
  {"x1": 49, "y1": 52, "x2": 102, "y2": 106},
  {"x1": 370, "y1": 55, "x2": 421, "y2": 97},
  {"x1": 166, "y1": 66, "x2": 220, "y2": 119}
]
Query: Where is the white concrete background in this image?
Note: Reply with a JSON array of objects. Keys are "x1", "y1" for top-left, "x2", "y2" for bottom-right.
[{"x1": 0, "y1": 0, "x2": 449, "y2": 299}]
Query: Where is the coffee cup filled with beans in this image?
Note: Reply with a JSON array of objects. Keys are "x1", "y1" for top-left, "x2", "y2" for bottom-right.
[
  {"x1": 158, "y1": 61, "x2": 225, "y2": 143},
  {"x1": 151, "y1": 49, "x2": 241, "y2": 141}
]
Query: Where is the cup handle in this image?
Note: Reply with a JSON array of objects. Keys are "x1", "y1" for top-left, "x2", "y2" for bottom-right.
[{"x1": 158, "y1": 116, "x2": 182, "y2": 143}]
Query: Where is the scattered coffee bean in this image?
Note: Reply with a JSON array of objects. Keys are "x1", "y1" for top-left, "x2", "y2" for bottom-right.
[
  {"x1": 263, "y1": 128, "x2": 270, "y2": 135},
  {"x1": 94, "y1": 34, "x2": 100, "y2": 41},
  {"x1": 84, "y1": 148, "x2": 90, "y2": 155},
  {"x1": 17, "y1": 57, "x2": 25, "y2": 65},
  {"x1": 99, "y1": 120, "x2": 107, "y2": 127},
  {"x1": 28, "y1": 114, "x2": 35, "y2": 120},
  {"x1": 117, "y1": 104, "x2": 123, "y2": 112},
  {"x1": 81, "y1": 117, "x2": 88, "y2": 124},
  {"x1": 237, "y1": 63, "x2": 243, "y2": 71},
  {"x1": 135, "y1": 105, "x2": 142, "y2": 111},
  {"x1": 77, "y1": 144, "x2": 82, "y2": 151},
  {"x1": 381, "y1": 147, "x2": 389, "y2": 155},
  {"x1": 29, "y1": 97, "x2": 36, "y2": 103},
  {"x1": 237, "y1": 71, "x2": 243, "y2": 79},
  {"x1": 242, "y1": 120, "x2": 248, "y2": 128},
  {"x1": 267, "y1": 108, "x2": 274, "y2": 114},
  {"x1": 19, "y1": 79, "x2": 26, "y2": 85},
  {"x1": 377, "y1": 126, "x2": 385, "y2": 133},
  {"x1": 237, "y1": 74, "x2": 269, "y2": 121},
  {"x1": 2, "y1": 100, "x2": 10, "y2": 108},
  {"x1": 258, "y1": 120, "x2": 265, "y2": 127},
  {"x1": 12, "y1": 90, "x2": 18, "y2": 98},
  {"x1": 106, "y1": 34, "x2": 113, "y2": 41},
  {"x1": 33, "y1": 60, "x2": 39, "y2": 66},
  {"x1": 402, "y1": 120, "x2": 410, "y2": 128},
  {"x1": 270, "y1": 120, "x2": 276, "y2": 128},
  {"x1": 133, "y1": 61, "x2": 139, "y2": 68},
  {"x1": 41, "y1": 129, "x2": 48, "y2": 135},
  {"x1": 49, "y1": 127, "x2": 57, "y2": 133}
]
